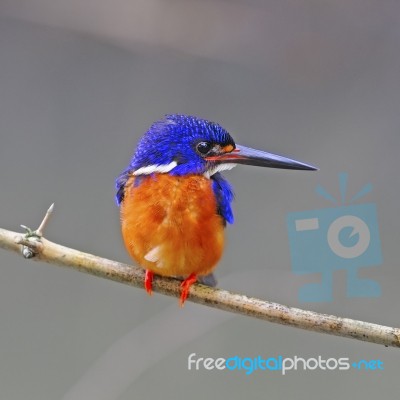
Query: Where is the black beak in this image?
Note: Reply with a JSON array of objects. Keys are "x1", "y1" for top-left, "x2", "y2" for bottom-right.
[{"x1": 206, "y1": 144, "x2": 318, "y2": 171}]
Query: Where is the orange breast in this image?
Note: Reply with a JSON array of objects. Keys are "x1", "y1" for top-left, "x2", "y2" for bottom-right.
[{"x1": 120, "y1": 173, "x2": 225, "y2": 277}]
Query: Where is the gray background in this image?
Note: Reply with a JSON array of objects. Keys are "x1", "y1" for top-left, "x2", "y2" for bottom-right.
[{"x1": 0, "y1": 1, "x2": 399, "y2": 399}]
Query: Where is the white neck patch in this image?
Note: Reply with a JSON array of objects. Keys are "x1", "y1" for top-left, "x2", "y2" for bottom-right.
[
  {"x1": 133, "y1": 161, "x2": 178, "y2": 176},
  {"x1": 204, "y1": 163, "x2": 237, "y2": 179}
]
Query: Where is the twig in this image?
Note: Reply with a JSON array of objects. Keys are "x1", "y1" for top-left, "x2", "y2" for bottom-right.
[
  {"x1": 0, "y1": 206, "x2": 399, "y2": 348},
  {"x1": 17, "y1": 203, "x2": 54, "y2": 258},
  {"x1": 35, "y1": 202, "x2": 54, "y2": 237}
]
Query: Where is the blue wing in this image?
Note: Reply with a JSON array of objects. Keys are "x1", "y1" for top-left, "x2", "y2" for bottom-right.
[
  {"x1": 115, "y1": 168, "x2": 131, "y2": 206},
  {"x1": 115, "y1": 169, "x2": 145, "y2": 205},
  {"x1": 211, "y1": 172, "x2": 234, "y2": 225}
]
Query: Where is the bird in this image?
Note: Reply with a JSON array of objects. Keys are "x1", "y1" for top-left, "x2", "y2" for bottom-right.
[{"x1": 116, "y1": 114, "x2": 317, "y2": 305}]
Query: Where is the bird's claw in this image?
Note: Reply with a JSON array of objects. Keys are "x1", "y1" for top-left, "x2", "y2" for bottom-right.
[
  {"x1": 179, "y1": 273, "x2": 197, "y2": 307},
  {"x1": 144, "y1": 270, "x2": 154, "y2": 296}
]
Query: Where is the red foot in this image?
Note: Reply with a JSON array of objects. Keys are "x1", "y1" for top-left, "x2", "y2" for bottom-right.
[
  {"x1": 179, "y1": 273, "x2": 197, "y2": 307},
  {"x1": 144, "y1": 270, "x2": 154, "y2": 296}
]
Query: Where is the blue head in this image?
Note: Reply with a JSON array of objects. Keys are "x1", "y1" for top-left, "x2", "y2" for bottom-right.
[
  {"x1": 127, "y1": 115, "x2": 236, "y2": 176},
  {"x1": 116, "y1": 114, "x2": 317, "y2": 223}
]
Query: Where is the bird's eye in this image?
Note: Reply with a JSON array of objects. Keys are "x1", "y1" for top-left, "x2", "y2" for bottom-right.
[{"x1": 196, "y1": 141, "x2": 212, "y2": 155}]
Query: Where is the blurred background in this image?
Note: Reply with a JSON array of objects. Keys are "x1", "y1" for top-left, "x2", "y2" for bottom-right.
[{"x1": 0, "y1": 1, "x2": 399, "y2": 398}]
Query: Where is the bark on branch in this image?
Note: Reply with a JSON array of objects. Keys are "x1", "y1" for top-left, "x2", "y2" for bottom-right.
[{"x1": 0, "y1": 205, "x2": 399, "y2": 348}]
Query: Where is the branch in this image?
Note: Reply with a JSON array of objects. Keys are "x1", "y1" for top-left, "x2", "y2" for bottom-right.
[{"x1": 1, "y1": 206, "x2": 399, "y2": 348}]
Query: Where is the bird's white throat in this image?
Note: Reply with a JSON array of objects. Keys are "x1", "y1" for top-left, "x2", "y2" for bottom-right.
[{"x1": 204, "y1": 163, "x2": 237, "y2": 179}]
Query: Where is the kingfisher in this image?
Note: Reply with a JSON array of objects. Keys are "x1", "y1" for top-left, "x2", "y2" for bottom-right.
[{"x1": 116, "y1": 114, "x2": 317, "y2": 305}]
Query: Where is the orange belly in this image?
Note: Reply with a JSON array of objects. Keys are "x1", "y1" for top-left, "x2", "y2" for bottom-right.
[{"x1": 120, "y1": 173, "x2": 225, "y2": 277}]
